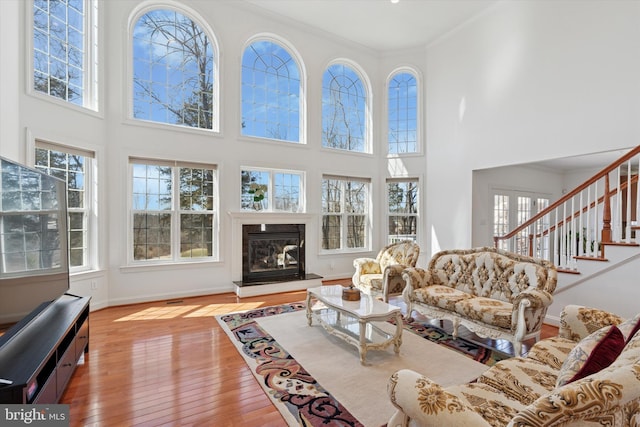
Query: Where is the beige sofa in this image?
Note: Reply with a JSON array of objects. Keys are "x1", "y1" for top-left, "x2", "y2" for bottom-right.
[
  {"x1": 402, "y1": 247, "x2": 557, "y2": 356},
  {"x1": 387, "y1": 304, "x2": 640, "y2": 426}
]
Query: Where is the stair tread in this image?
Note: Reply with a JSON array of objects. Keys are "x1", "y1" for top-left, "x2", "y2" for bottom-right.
[
  {"x1": 574, "y1": 256, "x2": 608, "y2": 261},
  {"x1": 601, "y1": 241, "x2": 640, "y2": 247},
  {"x1": 557, "y1": 268, "x2": 580, "y2": 274}
]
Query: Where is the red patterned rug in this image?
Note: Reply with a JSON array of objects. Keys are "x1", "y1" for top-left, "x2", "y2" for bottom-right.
[{"x1": 217, "y1": 302, "x2": 509, "y2": 426}]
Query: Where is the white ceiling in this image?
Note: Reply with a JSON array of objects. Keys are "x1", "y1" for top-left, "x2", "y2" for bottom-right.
[{"x1": 242, "y1": 0, "x2": 499, "y2": 51}]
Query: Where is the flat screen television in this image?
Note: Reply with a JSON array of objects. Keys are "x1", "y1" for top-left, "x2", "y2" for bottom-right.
[{"x1": 0, "y1": 156, "x2": 69, "y2": 338}]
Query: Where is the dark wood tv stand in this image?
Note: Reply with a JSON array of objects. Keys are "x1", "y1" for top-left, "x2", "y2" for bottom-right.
[{"x1": 0, "y1": 294, "x2": 90, "y2": 403}]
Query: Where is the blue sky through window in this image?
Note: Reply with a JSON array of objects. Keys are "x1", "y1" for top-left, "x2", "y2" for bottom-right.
[
  {"x1": 132, "y1": 9, "x2": 214, "y2": 129},
  {"x1": 241, "y1": 40, "x2": 301, "y2": 142}
]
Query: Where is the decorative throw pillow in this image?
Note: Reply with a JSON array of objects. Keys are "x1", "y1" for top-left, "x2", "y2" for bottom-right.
[
  {"x1": 555, "y1": 325, "x2": 625, "y2": 388},
  {"x1": 618, "y1": 313, "x2": 640, "y2": 343}
]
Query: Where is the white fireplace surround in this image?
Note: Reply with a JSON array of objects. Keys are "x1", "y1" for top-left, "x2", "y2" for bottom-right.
[{"x1": 228, "y1": 211, "x2": 321, "y2": 297}]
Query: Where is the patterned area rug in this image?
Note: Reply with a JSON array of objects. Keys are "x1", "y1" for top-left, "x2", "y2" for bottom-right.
[{"x1": 217, "y1": 302, "x2": 509, "y2": 426}]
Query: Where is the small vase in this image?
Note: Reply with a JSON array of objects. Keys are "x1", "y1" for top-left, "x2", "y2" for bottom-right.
[{"x1": 253, "y1": 201, "x2": 263, "y2": 211}]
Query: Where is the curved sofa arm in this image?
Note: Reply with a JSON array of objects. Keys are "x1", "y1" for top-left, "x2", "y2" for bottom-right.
[
  {"x1": 401, "y1": 267, "x2": 432, "y2": 291},
  {"x1": 388, "y1": 369, "x2": 487, "y2": 427},
  {"x1": 558, "y1": 304, "x2": 623, "y2": 342},
  {"x1": 385, "y1": 264, "x2": 405, "y2": 277},
  {"x1": 512, "y1": 288, "x2": 554, "y2": 311},
  {"x1": 508, "y1": 363, "x2": 639, "y2": 427}
]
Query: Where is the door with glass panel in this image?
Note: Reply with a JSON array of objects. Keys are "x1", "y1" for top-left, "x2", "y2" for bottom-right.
[{"x1": 492, "y1": 190, "x2": 550, "y2": 258}]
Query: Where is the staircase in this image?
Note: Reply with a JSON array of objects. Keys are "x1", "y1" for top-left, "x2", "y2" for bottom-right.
[{"x1": 494, "y1": 146, "x2": 640, "y2": 323}]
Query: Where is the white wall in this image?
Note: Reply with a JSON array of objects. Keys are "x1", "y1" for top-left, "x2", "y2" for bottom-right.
[
  {"x1": 3, "y1": 0, "x2": 640, "y2": 310},
  {"x1": 0, "y1": 0, "x2": 429, "y2": 308},
  {"x1": 426, "y1": 0, "x2": 640, "y2": 255}
]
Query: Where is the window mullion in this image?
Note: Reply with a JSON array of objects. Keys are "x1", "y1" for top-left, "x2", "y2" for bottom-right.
[{"x1": 172, "y1": 167, "x2": 180, "y2": 261}]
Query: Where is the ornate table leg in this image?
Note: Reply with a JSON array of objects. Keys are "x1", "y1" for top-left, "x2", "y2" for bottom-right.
[
  {"x1": 393, "y1": 312, "x2": 403, "y2": 354},
  {"x1": 306, "y1": 292, "x2": 313, "y2": 326},
  {"x1": 358, "y1": 318, "x2": 367, "y2": 364}
]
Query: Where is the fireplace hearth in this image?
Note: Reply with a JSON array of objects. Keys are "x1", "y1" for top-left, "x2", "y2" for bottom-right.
[{"x1": 242, "y1": 224, "x2": 306, "y2": 284}]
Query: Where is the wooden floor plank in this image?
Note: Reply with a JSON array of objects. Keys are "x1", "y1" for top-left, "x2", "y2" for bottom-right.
[{"x1": 60, "y1": 279, "x2": 558, "y2": 426}]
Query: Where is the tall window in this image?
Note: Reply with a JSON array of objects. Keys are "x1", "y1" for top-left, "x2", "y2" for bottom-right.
[
  {"x1": 32, "y1": 0, "x2": 97, "y2": 108},
  {"x1": 322, "y1": 63, "x2": 368, "y2": 153},
  {"x1": 132, "y1": 8, "x2": 216, "y2": 130},
  {"x1": 34, "y1": 143, "x2": 95, "y2": 271},
  {"x1": 130, "y1": 159, "x2": 217, "y2": 262},
  {"x1": 387, "y1": 178, "x2": 419, "y2": 244},
  {"x1": 388, "y1": 71, "x2": 418, "y2": 154},
  {"x1": 241, "y1": 39, "x2": 302, "y2": 143},
  {"x1": 321, "y1": 176, "x2": 369, "y2": 251},
  {"x1": 241, "y1": 169, "x2": 303, "y2": 212}
]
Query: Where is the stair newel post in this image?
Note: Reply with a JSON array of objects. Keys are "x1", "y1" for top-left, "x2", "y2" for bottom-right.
[
  {"x1": 528, "y1": 233, "x2": 533, "y2": 257},
  {"x1": 602, "y1": 173, "x2": 612, "y2": 245}
]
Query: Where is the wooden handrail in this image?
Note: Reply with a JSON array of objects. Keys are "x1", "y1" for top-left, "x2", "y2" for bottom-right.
[
  {"x1": 523, "y1": 175, "x2": 638, "y2": 242},
  {"x1": 494, "y1": 146, "x2": 640, "y2": 248}
]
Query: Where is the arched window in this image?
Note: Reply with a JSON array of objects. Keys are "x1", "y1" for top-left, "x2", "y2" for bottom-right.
[
  {"x1": 241, "y1": 39, "x2": 302, "y2": 143},
  {"x1": 388, "y1": 70, "x2": 418, "y2": 154},
  {"x1": 132, "y1": 8, "x2": 217, "y2": 130},
  {"x1": 322, "y1": 63, "x2": 368, "y2": 153}
]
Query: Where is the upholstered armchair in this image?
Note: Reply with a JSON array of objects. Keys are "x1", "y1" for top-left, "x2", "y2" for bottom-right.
[{"x1": 352, "y1": 240, "x2": 420, "y2": 302}]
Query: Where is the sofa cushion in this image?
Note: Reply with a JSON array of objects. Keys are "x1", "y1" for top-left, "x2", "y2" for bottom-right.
[
  {"x1": 447, "y1": 382, "x2": 527, "y2": 426},
  {"x1": 526, "y1": 336, "x2": 576, "y2": 370},
  {"x1": 454, "y1": 297, "x2": 513, "y2": 330},
  {"x1": 413, "y1": 285, "x2": 473, "y2": 311},
  {"x1": 358, "y1": 274, "x2": 383, "y2": 291},
  {"x1": 556, "y1": 325, "x2": 625, "y2": 387},
  {"x1": 478, "y1": 357, "x2": 558, "y2": 405}
]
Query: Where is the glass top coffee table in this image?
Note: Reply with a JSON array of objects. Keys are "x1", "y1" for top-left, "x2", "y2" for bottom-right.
[{"x1": 305, "y1": 285, "x2": 403, "y2": 364}]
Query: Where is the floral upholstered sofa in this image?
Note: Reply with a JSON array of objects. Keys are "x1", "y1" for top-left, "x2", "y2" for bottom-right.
[
  {"x1": 402, "y1": 247, "x2": 557, "y2": 356},
  {"x1": 387, "y1": 304, "x2": 640, "y2": 426},
  {"x1": 352, "y1": 240, "x2": 420, "y2": 302}
]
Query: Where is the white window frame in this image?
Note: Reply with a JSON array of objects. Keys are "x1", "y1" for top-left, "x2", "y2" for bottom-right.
[
  {"x1": 321, "y1": 60, "x2": 372, "y2": 154},
  {"x1": 241, "y1": 34, "x2": 306, "y2": 144},
  {"x1": 127, "y1": 1, "x2": 220, "y2": 133},
  {"x1": 128, "y1": 158, "x2": 219, "y2": 265},
  {"x1": 27, "y1": 0, "x2": 100, "y2": 112},
  {"x1": 387, "y1": 67, "x2": 421, "y2": 156},
  {"x1": 320, "y1": 175, "x2": 371, "y2": 253},
  {"x1": 33, "y1": 140, "x2": 97, "y2": 274},
  {"x1": 241, "y1": 167, "x2": 305, "y2": 213},
  {"x1": 386, "y1": 177, "x2": 419, "y2": 244}
]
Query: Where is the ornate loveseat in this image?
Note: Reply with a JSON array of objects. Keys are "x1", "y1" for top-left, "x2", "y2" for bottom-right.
[
  {"x1": 402, "y1": 247, "x2": 557, "y2": 356},
  {"x1": 352, "y1": 240, "x2": 420, "y2": 302},
  {"x1": 387, "y1": 304, "x2": 640, "y2": 426}
]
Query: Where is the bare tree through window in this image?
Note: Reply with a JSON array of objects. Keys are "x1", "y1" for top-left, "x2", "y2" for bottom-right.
[
  {"x1": 132, "y1": 9, "x2": 215, "y2": 129},
  {"x1": 322, "y1": 177, "x2": 368, "y2": 250},
  {"x1": 322, "y1": 64, "x2": 366, "y2": 152}
]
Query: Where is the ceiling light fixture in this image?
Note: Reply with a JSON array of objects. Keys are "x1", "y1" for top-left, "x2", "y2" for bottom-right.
[{"x1": 391, "y1": 0, "x2": 399, "y2": 4}]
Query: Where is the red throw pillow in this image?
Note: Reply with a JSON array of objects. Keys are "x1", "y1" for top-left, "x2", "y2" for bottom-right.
[
  {"x1": 619, "y1": 313, "x2": 640, "y2": 344},
  {"x1": 556, "y1": 325, "x2": 626, "y2": 387},
  {"x1": 569, "y1": 326, "x2": 625, "y2": 383}
]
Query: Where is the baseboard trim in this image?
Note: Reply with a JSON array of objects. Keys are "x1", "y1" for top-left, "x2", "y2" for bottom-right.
[{"x1": 234, "y1": 274, "x2": 323, "y2": 297}]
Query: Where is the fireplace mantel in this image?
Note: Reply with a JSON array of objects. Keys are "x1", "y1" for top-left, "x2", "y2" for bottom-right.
[{"x1": 228, "y1": 211, "x2": 320, "y2": 296}]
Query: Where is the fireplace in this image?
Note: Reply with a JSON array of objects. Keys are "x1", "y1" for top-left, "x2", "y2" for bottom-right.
[{"x1": 242, "y1": 224, "x2": 305, "y2": 283}]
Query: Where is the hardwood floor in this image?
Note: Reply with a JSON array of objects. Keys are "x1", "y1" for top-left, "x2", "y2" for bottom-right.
[{"x1": 61, "y1": 280, "x2": 558, "y2": 426}]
